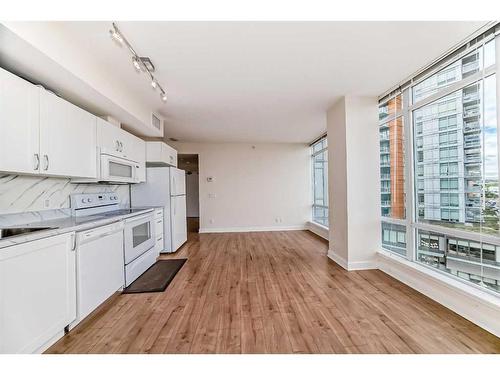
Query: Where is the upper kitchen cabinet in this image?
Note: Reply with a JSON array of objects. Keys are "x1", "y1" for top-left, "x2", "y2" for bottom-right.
[
  {"x1": 96, "y1": 118, "x2": 146, "y2": 182},
  {"x1": 146, "y1": 141, "x2": 178, "y2": 167},
  {"x1": 97, "y1": 117, "x2": 129, "y2": 158},
  {"x1": 1, "y1": 66, "x2": 98, "y2": 179},
  {"x1": 0, "y1": 68, "x2": 40, "y2": 174},
  {"x1": 40, "y1": 90, "x2": 97, "y2": 178}
]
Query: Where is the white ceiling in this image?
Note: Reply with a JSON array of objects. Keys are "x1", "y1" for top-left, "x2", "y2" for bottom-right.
[{"x1": 59, "y1": 21, "x2": 486, "y2": 143}]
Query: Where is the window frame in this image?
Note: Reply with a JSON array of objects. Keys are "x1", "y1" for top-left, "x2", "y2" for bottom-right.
[{"x1": 311, "y1": 136, "x2": 329, "y2": 227}]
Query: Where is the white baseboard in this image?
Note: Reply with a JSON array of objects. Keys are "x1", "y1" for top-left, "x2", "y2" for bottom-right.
[
  {"x1": 35, "y1": 329, "x2": 64, "y2": 354},
  {"x1": 327, "y1": 250, "x2": 376, "y2": 271},
  {"x1": 377, "y1": 250, "x2": 500, "y2": 338},
  {"x1": 327, "y1": 250, "x2": 348, "y2": 269},
  {"x1": 306, "y1": 221, "x2": 329, "y2": 240},
  {"x1": 199, "y1": 225, "x2": 307, "y2": 234}
]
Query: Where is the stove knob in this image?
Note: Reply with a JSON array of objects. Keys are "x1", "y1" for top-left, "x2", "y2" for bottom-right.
[{"x1": 81, "y1": 198, "x2": 86, "y2": 203}]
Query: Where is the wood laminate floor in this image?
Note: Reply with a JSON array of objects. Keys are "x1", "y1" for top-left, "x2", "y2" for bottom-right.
[{"x1": 47, "y1": 230, "x2": 500, "y2": 354}]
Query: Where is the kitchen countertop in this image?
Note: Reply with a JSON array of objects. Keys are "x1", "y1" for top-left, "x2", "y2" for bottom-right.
[{"x1": 0, "y1": 207, "x2": 156, "y2": 250}]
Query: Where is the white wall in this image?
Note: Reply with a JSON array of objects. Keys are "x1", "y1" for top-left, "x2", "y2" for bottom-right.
[
  {"x1": 186, "y1": 172, "x2": 200, "y2": 217},
  {"x1": 169, "y1": 142, "x2": 311, "y2": 232}
]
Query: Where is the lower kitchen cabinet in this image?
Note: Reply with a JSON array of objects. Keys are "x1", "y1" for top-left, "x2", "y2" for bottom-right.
[
  {"x1": 155, "y1": 208, "x2": 164, "y2": 254},
  {"x1": 0, "y1": 233, "x2": 76, "y2": 354}
]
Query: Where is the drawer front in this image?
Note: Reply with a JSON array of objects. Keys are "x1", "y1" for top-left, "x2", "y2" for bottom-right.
[
  {"x1": 124, "y1": 247, "x2": 157, "y2": 287},
  {"x1": 155, "y1": 236, "x2": 164, "y2": 253},
  {"x1": 155, "y1": 218, "x2": 164, "y2": 236}
]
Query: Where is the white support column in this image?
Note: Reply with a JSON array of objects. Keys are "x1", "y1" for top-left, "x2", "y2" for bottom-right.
[{"x1": 327, "y1": 96, "x2": 381, "y2": 270}]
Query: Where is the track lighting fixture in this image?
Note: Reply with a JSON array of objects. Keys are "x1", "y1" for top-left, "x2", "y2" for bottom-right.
[
  {"x1": 132, "y1": 56, "x2": 141, "y2": 71},
  {"x1": 109, "y1": 22, "x2": 168, "y2": 104}
]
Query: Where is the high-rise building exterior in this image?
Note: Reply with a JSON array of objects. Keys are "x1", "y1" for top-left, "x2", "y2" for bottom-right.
[
  {"x1": 379, "y1": 96, "x2": 405, "y2": 219},
  {"x1": 379, "y1": 37, "x2": 500, "y2": 293},
  {"x1": 413, "y1": 50, "x2": 483, "y2": 227}
]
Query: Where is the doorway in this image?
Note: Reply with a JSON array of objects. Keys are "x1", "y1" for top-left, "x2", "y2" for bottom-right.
[{"x1": 178, "y1": 154, "x2": 199, "y2": 233}]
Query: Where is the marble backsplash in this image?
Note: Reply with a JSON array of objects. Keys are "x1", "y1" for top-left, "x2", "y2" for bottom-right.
[{"x1": 0, "y1": 174, "x2": 130, "y2": 215}]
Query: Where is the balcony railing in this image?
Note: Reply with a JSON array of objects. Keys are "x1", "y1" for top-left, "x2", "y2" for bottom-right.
[
  {"x1": 464, "y1": 140, "x2": 481, "y2": 149},
  {"x1": 465, "y1": 157, "x2": 482, "y2": 164},
  {"x1": 462, "y1": 60, "x2": 480, "y2": 74},
  {"x1": 464, "y1": 122, "x2": 480, "y2": 133},
  {"x1": 463, "y1": 108, "x2": 480, "y2": 119},
  {"x1": 462, "y1": 92, "x2": 480, "y2": 103}
]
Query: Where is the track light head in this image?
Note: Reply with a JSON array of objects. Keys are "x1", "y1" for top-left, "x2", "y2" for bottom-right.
[
  {"x1": 151, "y1": 80, "x2": 158, "y2": 89},
  {"x1": 160, "y1": 92, "x2": 167, "y2": 102},
  {"x1": 132, "y1": 56, "x2": 141, "y2": 71},
  {"x1": 109, "y1": 28, "x2": 123, "y2": 45}
]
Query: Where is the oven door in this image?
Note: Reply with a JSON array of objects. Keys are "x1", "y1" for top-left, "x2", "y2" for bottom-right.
[
  {"x1": 100, "y1": 154, "x2": 138, "y2": 183},
  {"x1": 124, "y1": 213, "x2": 155, "y2": 264}
]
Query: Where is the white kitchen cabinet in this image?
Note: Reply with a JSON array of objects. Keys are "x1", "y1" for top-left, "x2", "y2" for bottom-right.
[
  {"x1": 0, "y1": 233, "x2": 76, "y2": 354},
  {"x1": 40, "y1": 90, "x2": 97, "y2": 178},
  {"x1": 124, "y1": 132, "x2": 146, "y2": 182},
  {"x1": 96, "y1": 118, "x2": 146, "y2": 182},
  {"x1": 97, "y1": 117, "x2": 127, "y2": 157},
  {"x1": 0, "y1": 67, "x2": 40, "y2": 174},
  {"x1": 146, "y1": 141, "x2": 178, "y2": 167},
  {"x1": 154, "y1": 208, "x2": 164, "y2": 254}
]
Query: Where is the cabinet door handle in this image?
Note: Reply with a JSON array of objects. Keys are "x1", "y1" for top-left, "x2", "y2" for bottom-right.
[
  {"x1": 43, "y1": 155, "x2": 49, "y2": 171},
  {"x1": 33, "y1": 153, "x2": 40, "y2": 170},
  {"x1": 115, "y1": 140, "x2": 120, "y2": 151},
  {"x1": 120, "y1": 141, "x2": 123, "y2": 152}
]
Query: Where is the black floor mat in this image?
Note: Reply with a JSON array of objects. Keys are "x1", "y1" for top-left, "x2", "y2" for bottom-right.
[{"x1": 123, "y1": 259, "x2": 187, "y2": 294}]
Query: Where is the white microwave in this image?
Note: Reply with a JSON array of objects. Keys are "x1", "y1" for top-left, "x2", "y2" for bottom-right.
[{"x1": 100, "y1": 153, "x2": 140, "y2": 184}]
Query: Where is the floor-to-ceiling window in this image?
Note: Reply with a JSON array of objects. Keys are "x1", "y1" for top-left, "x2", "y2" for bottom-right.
[
  {"x1": 311, "y1": 136, "x2": 328, "y2": 227},
  {"x1": 378, "y1": 26, "x2": 500, "y2": 294}
]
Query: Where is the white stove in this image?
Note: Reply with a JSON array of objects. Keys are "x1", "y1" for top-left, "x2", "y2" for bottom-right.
[
  {"x1": 70, "y1": 193, "x2": 157, "y2": 289},
  {"x1": 70, "y1": 192, "x2": 121, "y2": 217}
]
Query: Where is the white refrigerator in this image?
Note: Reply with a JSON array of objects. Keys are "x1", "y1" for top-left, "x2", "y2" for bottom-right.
[{"x1": 130, "y1": 167, "x2": 187, "y2": 253}]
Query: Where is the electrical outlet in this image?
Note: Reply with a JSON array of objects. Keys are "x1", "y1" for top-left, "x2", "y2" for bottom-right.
[
  {"x1": 209, "y1": 219, "x2": 214, "y2": 224},
  {"x1": 208, "y1": 193, "x2": 217, "y2": 199},
  {"x1": 44, "y1": 199, "x2": 50, "y2": 208}
]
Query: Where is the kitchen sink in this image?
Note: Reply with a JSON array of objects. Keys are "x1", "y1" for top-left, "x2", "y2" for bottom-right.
[{"x1": 0, "y1": 227, "x2": 56, "y2": 240}]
